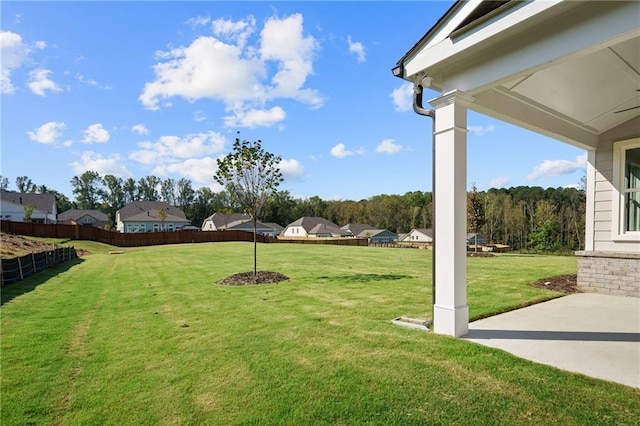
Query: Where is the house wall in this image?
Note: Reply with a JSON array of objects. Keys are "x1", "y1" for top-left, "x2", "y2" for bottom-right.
[
  {"x1": 202, "y1": 220, "x2": 216, "y2": 231},
  {"x1": 282, "y1": 226, "x2": 307, "y2": 237},
  {"x1": 578, "y1": 116, "x2": 640, "y2": 297},
  {"x1": 0, "y1": 201, "x2": 56, "y2": 223},
  {"x1": 122, "y1": 221, "x2": 188, "y2": 233},
  {"x1": 590, "y1": 117, "x2": 640, "y2": 253}
]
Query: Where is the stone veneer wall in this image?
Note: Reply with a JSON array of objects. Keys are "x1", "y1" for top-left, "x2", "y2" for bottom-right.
[{"x1": 576, "y1": 251, "x2": 640, "y2": 297}]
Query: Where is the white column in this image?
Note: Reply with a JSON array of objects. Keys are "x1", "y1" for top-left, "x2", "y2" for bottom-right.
[{"x1": 429, "y1": 90, "x2": 473, "y2": 337}]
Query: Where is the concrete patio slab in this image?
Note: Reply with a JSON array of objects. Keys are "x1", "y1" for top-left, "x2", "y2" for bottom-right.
[{"x1": 462, "y1": 293, "x2": 640, "y2": 388}]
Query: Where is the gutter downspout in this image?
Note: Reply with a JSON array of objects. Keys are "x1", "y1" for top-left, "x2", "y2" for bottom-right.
[{"x1": 412, "y1": 81, "x2": 436, "y2": 329}]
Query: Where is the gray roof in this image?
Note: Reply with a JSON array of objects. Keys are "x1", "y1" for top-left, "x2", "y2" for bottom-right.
[
  {"x1": 414, "y1": 228, "x2": 434, "y2": 238},
  {"x1": 202, "y1": 212, "x2": 251, "y2": 229},
  {"x1": 341, "y1": 223, "x2": 374, "y2": 236},
  {"x1": 356, "y1": 229, "x2": 397, "y2": 238},
  {"x1": 284, "y1": 217, "x2": 340, "y2": 233},
  {"x1": 118, "y1": 201, "x2": 189, "y2": 223},
  {"x1": 308, "y1": 222, "x2": 345, "y2": 236},
  {"x1": 58, "y1": 209, "x2": 108, "y2": 222},
  {"x1": 0, "y1": 191, "x2": 56, "y2": 213}
]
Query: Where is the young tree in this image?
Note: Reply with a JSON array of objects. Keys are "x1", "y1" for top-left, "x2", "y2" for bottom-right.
[
  {"x1": 467, "y1": 183, "x2": 486, "y2": 253},
  {"x1": 158, "y1": 207, "x2": 168, "y2": 231},
  {"x1": 23, "y1": 204, "x2": 35, "y2": 222},
  {"x1": 214, "y1": 133, "x2": 283, "y2": 277}
]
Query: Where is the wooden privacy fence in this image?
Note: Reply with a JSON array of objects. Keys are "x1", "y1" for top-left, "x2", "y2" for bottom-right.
[
  {"x1": 277, "y1": 237, "x2": 369, "y2": 246},
  {"x1": 1, "y1": 221, "x2": 371, "y2": 248},
  {"x1": 1, "y1": 246, "x2": 77, "y2": 286},
  {"x1": 0, "y1": 221, "x2": 275, "y2": 247}
]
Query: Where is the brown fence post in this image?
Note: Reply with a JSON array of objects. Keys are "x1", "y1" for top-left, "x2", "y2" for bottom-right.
[{"x1": 32, "y1": 253, "x2": 36, "y2": 272}]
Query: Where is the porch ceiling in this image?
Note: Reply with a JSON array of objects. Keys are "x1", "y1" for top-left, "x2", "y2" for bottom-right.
[
  {"x1": 401, "y1": 0, "x2": 640, "y2": 150},
  {"x1": 492, "y1": 35, "x2": 639, "y2": 138}
]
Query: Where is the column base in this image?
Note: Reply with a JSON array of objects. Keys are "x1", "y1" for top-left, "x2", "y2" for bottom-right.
[{"x1": 433, "y1": 303, "x2": 469, "y2": 337}]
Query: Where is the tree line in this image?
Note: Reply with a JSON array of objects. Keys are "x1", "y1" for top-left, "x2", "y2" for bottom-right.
[{"x1": 1, "y1": 173, "x2": 585, "y2": 251}]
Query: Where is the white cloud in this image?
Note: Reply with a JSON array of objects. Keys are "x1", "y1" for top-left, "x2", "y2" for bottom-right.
[
  {"x1": 28, "y1": 69, "x2": 62, "y2": 96},
  {"x1": 527, "y1": 153, "x2": 587, "y2": 181},
  {"x1": 489, "y1": 176, "x2": 511, "y2": 188},
  {"x1": 278, "y1": 158, "x2": 304, "y2": 180},
  {"x1": 223, "y1": 106, "x2": 286, "y2": 128},
  {"x1": 186, "y1": 15, "x2": 211, "y2": 27},
  {"x1": 131, "y1": 124, "x2": 149, "y2": 135},
  {"x1": 376, "y1": 138, "x2": 402, "y2": 154},
  {"x1": 347, "y1": 36, "x2": 366, "y2": 63},
  {"x1": 212, "y1": 16, "x2": 255, "y2": 49},
  {"x1": 27, "y1": 121, "x2": 66, "y2": 144},
  {"x1": 140, "y1": 13, "x2": 323, "y2": 128},
  {"x1": 468, "y1": 124, "x2": 496, "y2": 136},
  {"x1": 35, "y1": 41, "x2": 47, "y2": 50},
  {"x1": 193, "y1": 111, "x2": 207, "y2": 122},
  {"x1": 390, "y1": 82, "x2": 413, "y2": 112},
  {"x1": 330, "y1": 143, "x2": 354, "y2": 159},
  {"x1": 82, "y1": 123, "x2": 110, "y2": 144},
  {"x1": 1, "y1": 31, "x2": 30, "y2": 94},
  {"x1": 70, "y1": 152, "x2": 132, "y2": 178},
  {"x1": 130, "y1": 131, "x2": 226, "y2": 166},
  {"x1": 157, "y1": 157, "x2": 222, "y2": 186}
]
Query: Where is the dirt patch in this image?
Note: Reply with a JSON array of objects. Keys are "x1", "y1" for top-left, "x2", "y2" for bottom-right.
[
  {"x1": 0, "y1": 233, "x2": 87, "y2": 258},
  {"x1": 217, "y1": 271, "x2": 289, "y2": 286},
  {"x1": 467, "y1": 252, "x2": 495, "y2": 257},
  {"x1": 530, "y1": 274, "x2": 579, "y2": 294}
]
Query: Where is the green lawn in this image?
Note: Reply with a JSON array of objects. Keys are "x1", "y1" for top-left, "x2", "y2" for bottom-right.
[{"x1": 1, "y1": 242, "x2": 638, "y2": 425}]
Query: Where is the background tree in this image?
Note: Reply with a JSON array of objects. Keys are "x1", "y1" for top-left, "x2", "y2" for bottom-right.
[
  {"x1": 214, "y1": 134, "x2": 283, "y2": 277},
  {"x1": 0, "y1": 175, "x2": 9, "y2": 191},
  {"x1": 101, "y1": 175, "x2": 125, "y2": 227},
  {"x1": 176, "y1": 178, "x2": 195, "y2": 211},
  {"x1": 123, "y1": 177, "x2": 138, "y2": 204},
  {"x1": 137, "y1": 175, "x2": 160, "y2": 201},
  {"x1": 71, "y1": 171, "x2": 102, "y2": 209},
  {"x1": 160, "y1": 178, "x2": 177, "y2": 205},
  {"x1": 16, "y1": 176, "x2": 36, "y2": 193}
]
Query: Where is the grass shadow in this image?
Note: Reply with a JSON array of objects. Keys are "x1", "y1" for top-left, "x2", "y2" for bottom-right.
[
  {"x1": 318, "y1": 273, "x2": 411, "y2": 283},
  {"x1": 1, "y1": 257, "x2": 84, "y2": 306}
]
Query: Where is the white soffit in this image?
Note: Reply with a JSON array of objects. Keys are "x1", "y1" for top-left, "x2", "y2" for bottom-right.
[{"x1": 501, "y1": 36, "x2": 640, "y2": 134}]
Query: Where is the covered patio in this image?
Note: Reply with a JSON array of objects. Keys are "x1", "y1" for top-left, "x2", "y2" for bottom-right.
[
  {"x1": 463, "y1": 293, "x2": 640, "y2": 388},
  {"x1": 394, "y1": 0, "x2": 640, "y2": 337}
]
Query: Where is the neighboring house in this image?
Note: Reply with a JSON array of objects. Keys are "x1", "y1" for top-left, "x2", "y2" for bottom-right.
[
  {"x1": 116, "y1": 201, "x2": 190, "y2": 233},
  {"x1": 58, "y1": 209, "x2": 109, "y2": 228},
  {"x1": 225, "y1": 219, "x2": 284, "y2": 237},
  {"x1": 402, "y1": 228, "x2": 433, "y2": 244},
  {"x1": 341, "y1": 223, "x2": 375, "y2": 237},
  {"x1": 0, "y1": 191, "x2": 57, "y2": 223},
  {"x1": 394, "y1": 0, "x2": 640, "y2": 335},
  {"x1": 201, "y1": 212, "x2": 283, "y2": 236},
  {"x1": 358, "y1": 229, "x2": 398, "y2": 244},
  {"x1": 201, "y1": 212, "x2": 251, "y2": 231},
  {"x1": 281, "y1": 217, "x2": 348, "y2": 238},
  {"x1": 466, "y1": 233, "x2": 488, "y2": 246}
]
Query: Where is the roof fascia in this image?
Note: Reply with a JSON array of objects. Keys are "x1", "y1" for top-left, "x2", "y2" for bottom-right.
[{"x1": 403, "y1": 0, "x2": 564, "y2": 81}]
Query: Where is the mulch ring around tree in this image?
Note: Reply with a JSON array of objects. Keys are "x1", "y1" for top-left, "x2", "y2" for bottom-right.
[
  {"x1": 530, "y1": 274, "x2": 580, "y2": 294},
  {"x1": 217, "y1": 271, "x2": 290, "y2": 286}
]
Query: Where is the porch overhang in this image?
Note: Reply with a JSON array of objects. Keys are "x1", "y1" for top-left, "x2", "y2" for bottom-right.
[{"x1": 397, "y1": 0, "x2": 640, "y2": 150}]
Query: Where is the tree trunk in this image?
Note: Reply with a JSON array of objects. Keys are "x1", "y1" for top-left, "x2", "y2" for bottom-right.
[{"x1": 253, "y1": 218, "x2": 257, "y2": 277}]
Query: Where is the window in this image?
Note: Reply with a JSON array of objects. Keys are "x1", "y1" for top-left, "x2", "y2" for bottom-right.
[{"x1": 612, "y1": 138, "x2": 640, "y2": 240}]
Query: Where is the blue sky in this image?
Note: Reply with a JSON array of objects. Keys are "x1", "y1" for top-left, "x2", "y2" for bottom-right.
[{"x1": 1, "y1": 1, "x2": 586, "y2": 201}]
